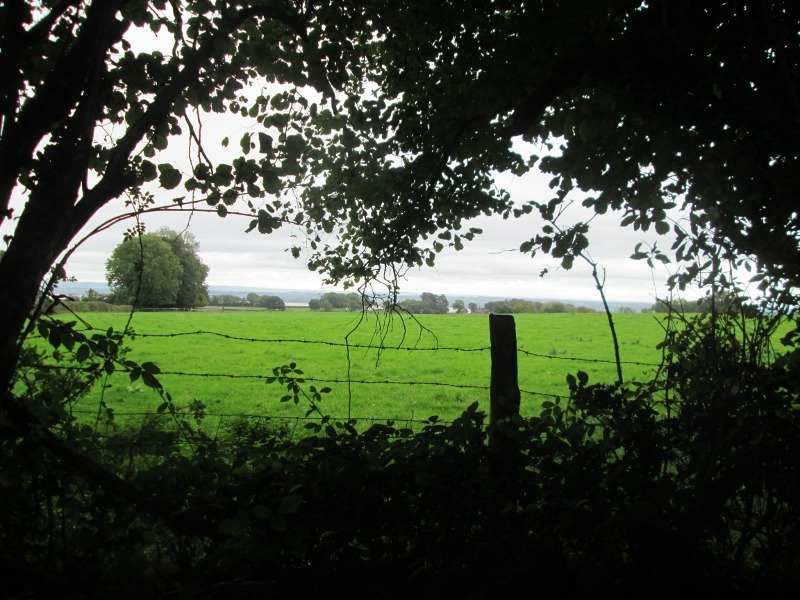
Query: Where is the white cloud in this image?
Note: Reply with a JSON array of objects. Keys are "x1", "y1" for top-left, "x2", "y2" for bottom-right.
[
  {"x1": 32, "y1": 162, "x2": 673, "y2": 303},
  {"x1": 0, "y1": 64, "x2": 674, "y2": 303}
]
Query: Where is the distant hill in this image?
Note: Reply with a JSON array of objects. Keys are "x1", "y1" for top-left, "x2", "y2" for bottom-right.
[{"x1": 54, "y1": 281, "x2": 653, "y2": 312}]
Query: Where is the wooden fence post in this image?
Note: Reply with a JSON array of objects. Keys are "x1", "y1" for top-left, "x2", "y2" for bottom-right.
[{"x1": 489, "y1": 314, "x2": 520, "y2": 431}]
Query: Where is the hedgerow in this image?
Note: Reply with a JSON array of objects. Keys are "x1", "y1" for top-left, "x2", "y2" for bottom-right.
[{"x1": 3, "y1": 311, "x2": 798, "y2": 599}]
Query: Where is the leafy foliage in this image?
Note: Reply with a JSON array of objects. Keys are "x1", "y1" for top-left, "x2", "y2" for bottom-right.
[
  {"x1": 208, "y1": 294, "x2": 246, "y2": 307},
  {"x1": 1, "y1": 2, "x2": 799, "y2": 597},
  {"x1": 105, "y1": 230, "x2": 208, "y2": 308},
  {"x1": 106, "y1": 234, "x2": 183, "y2": 307},
  {"x1": 484, "y1": 298, "x2": 595, "y2": 314},
  {"x1": 252, "y1": 294, "x2": 286, "y2": 310},
  {"x1": 648, "y1": 292, "x2": 760, "y2": 316},
  {"x1": 156, "y1": 228, "x2": 210, "y2": 308},
  {"x1": 308, "y1": 291, "x2": 363, "y2": 311},
  {"x1": 5, "y1": 308, "x2": 800, "y2": 598},
  {"x1": 399, "y1": 292, "x2": 449, "y2": 314}
]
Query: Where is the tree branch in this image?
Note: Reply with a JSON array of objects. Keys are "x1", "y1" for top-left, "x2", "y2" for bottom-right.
[
  {"x1": 0, "y1": 0, "x2": 27, "y2": 144},
  {"x1": 74, "y1": 2, "x2": 311, "y2": 224},
  {"x1": 0, "y1": 1, "x2": 129, "y2": 223}
]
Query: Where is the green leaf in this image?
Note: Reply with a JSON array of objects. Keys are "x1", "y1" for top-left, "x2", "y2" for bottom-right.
[
  {"x1": 277, "y1": 494, "x2": 303, "y2": 515},
  {"x1": 158, "y1": 164, "x2": 182, "y2": 189},
  {"x1": 262, "y1": 170, "x2": 282, "y2": 195},
  {"x1": 270, "y1": 516, "x2": 288, "y2": 532},
  {"x1": 240, "y1": 132, "x2": 252, "y2": 154},
  {"x1": 76, "y1": 344, "x2": 91, "y2": 363},
  {"x1": 153, "y1": 133, "x2": 168, "y2": 150},
  {"x1": 258, "y1": 132, "x2": 273, "y2": 154},
  {"x1": 141, "y1": 372, "x2": 161, "y2": 389},
  {"x1": 257, "y1": 210, "x2": 279, "y2": 234},
  {"x1": 140, "y1": 160, "x2": 157, "y2": 182},
  {"x1": 141, "y1": 361, "x2": 161, "y2": 375},
  {"x1": 280, "y1": 158, "x2": 302, "y2": 176},
  {"x1": 284, "y1": 134, "x2": 305, "y2": 158}
]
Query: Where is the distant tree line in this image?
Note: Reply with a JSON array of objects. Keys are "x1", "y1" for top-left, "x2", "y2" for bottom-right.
[
  {"x1": 304, "y1": 292, "x2": 607, "y2": 315},
  {"x1": 484, "y1": 299, "x2": 595, "y2": 314},
  {"x1": 308, "y1": 292, "x2": 365, "y2": 312},
  {"x1": 56, "y1": 287, "x2": 290, "y2": 312},
  {"x1": 208, "y1": 293, "x2": 286, "y2": 310},
  {"x1": 399, "y1": 292, "x2": 449, "y2": 314},
  {"x1": 645, "y1": 293, "x2": 758, "y2": 316},
  {"x1": 246, "y1": 292, "x2": 286, "y2": 310},
  {"x1": 48, "y1": 288, "x2": 132, "y2": 314}
]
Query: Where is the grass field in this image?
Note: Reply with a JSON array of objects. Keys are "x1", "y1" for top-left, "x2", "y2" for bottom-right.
[{"x1": 53, "y1": 310, "x2": 671, "y2": 430}]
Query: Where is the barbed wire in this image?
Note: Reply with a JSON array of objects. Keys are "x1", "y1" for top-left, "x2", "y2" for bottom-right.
[
  {"x1": 159, "y1": 369, "x2": 491, "y2": 390},
  {"x1": 517, "y1": 348, "x2": 661, "y2": 367},
  {"x1": 130, "y1": 329, "x2": 491, "y2": 353},
  {"x1": 151, "y1": 376, "x2": 567, "y2": 400},
  {"x1": 26, "y1": 361, "x2": 571, "y2": 402},
  {"x1": 59, "y1": 393, "x2": 580, "y2": 451},
  {"x1": 26, "y1": 313, "x2": 661, "y2": 451},
  {"x1": 69, "y1": 408, "x2": 448, "y2": 425},
  {"x1": 27, "y1": 328, "x2": 661, "y2": 367}
]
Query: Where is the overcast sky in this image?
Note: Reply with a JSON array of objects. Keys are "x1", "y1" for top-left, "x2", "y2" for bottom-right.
[
  {"x1": 21, "y1": 162, "x2": 676, "y2": 304},
  {"x1": 1, "y1": 22, "x2": 680, "y2": 306},
  {"x1": 1, "y1": 19, "x2": 691, "y2": 306}
]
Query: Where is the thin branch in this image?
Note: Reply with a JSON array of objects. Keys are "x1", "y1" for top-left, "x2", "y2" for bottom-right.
[
  {"x1": 539, "y1": 216, "x2": 624, "y2": 385},
  {"x1": 589, "y1": 259, "x2": 624, "y2": 385}
]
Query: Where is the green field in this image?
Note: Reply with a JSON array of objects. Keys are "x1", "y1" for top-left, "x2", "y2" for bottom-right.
[{"x1": 53, "y1": 311, "x2": 670, "y2": 429}]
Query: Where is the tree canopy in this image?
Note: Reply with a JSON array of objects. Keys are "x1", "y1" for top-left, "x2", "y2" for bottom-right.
[
  {"x1": 308, "y1": 292, "x2": 362, "y2": 311},
  {"x1": 400, "y1": 292, "x2": 449, "y2": 314},
  {"x1": 298, "y1": 0, "x2": 800, "y2": 306},
  {"x1": 2, "y1": 0, "x2": 798, "y2": 396},
  {"x1": 105, "y1": 229, "x2": 209, "y2": 307},
  {"x1": 1, "y1": 2, "x2": 800, "y2": 596},
  {"x1": 253, "y1": 294, "x2": 286, "y2": 310},
  {"x1": 156, "y1": 228, "x2": 210, "y2": 308},
  {"x1": 0, "y1": 0, "x2": 367, "y2": 397},
  {"x1": 483, "y1": 299, "x2": 594, "y2": 314},
  {"x1": 208, "y1": 294, "x2": 245, "y2": 307},
  {"x1": 106, "y1": 234, "x2": 183, "y2": 307}
]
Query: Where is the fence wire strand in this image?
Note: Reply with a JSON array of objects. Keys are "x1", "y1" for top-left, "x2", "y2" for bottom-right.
[
  {"x1": 516, "y1": 348, "x2": 660, "y2": 367},
  {"x1": 24, "y1": 319, "x2": 656, "y2": 434},
  {"x1": 103, "y1": 329, "x2": 492, "y2": 353}
]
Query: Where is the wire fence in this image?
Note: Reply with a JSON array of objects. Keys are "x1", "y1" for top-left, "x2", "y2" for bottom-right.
[{"x1": 25, "y1": 315, "x2": 666, "y2": 447}]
